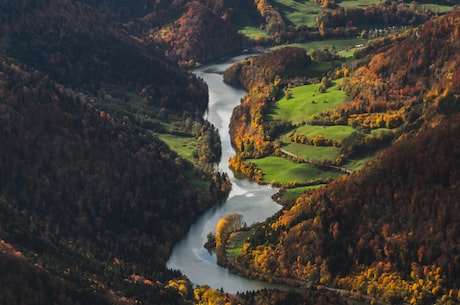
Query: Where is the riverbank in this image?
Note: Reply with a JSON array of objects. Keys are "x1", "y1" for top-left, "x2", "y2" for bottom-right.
[
  {"x1": 166, "y1": 56, "x2": 286, "y2": 293},
  {"x1": 223, "y1": 231, "x2": 391, "y2": 305}
]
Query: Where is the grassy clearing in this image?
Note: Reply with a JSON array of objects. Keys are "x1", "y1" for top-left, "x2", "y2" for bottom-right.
[
  {"x1": 94, "y1": 89, "x2": 211, "y2": 191},
  {"x1": 228, "y1": 230, "x2": 253, "y2": 263},
  {"x1": 97, "y1": 88, "x2": 147, "y2": 118},
  {"x1": 268, "y1": 79, "x2": 349, "y2": 163},
  {"x1": 249, "y1": 156, "x2": 343, "y2": 184},
  {"x1": 336, "y1": 0, "x2": 380, "y2": 8},
  {"x1": 281, "y1": 184, "x2": 325, "y2": 202},
  {"x1": 369, "y1": 127, "x2": 393, "y2": 137},
  {"x1": 342, "y1": 155, "x2": 372, "y2": 172},
  {"x1": 271, "y1": 39, "x2": 368, "y2": 66},
  {"x1": 286, "y1": 125, "x2": 355, "y2": 142},
  {"x1": 420, "y1": 3, "x2": 454, "y2": 14},
  {"x1": 239, "y1": 26, "x2": 271, "y2": 39},
  {"x1": 336, "y1": 0, "x2": 453, "y2": 13},
  {"x1": 185, "y1": 168, "x2": 210, "y2": 189},
  {"x1": 338, "y1": 45, "x2": 367, "y2": 59},
  {"x1": 156, "y1": 120, "x2": 200, "y2": 164},
  {"x1": 342, "y1": 147, "x2": 386, "y2": 172},
  {"x1": 96, "y1": 89, "x2": 201, "y2": 165},
  {"x1": 271, "y1": 0, "x2": 324, "y2": 27},
  {"x1": 268, "y1": 79, "x2": 347, "y2": 124},
  {"x1": 273, "y1": 38, "x2": 367, "y2": 53},
  {"x1": 234, "y1": 8, "x2": 270, "y2": 39},
  {"x1": 282, "y1": 142, "x2": 341, "y2": 162},
  {"x1": 157, "y1": 133, "x2": 197, "y2": 163}
]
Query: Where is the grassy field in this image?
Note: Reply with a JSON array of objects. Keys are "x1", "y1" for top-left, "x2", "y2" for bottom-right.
[
  {"x1": 272, "y1": 39, "x2": 367, "y2": 64},
  {"x1": 286, "y1": 125, "x2": 355, "y2": 142},
  {"x1": 268, "y1": 79, "x2": 347, "y2": 124},
  {"x1": 281, "y1": 184, "x2": 325, "y2": 202},
  {"x1": 336, "y1": 0, "x2": 454, "y2": 13},
  {"x1": 342, "y1": 148, "x2": 385, "y2": 172},
  {"x1": 157, "y1": 133, "x2": 197, "y2": 163},
  {"x1": 369, "y1": 127, "x2": 393, "y2": 137},
  {"x1": 228, "y1": 230, "x2": 253, "y2": 263},
  {"x1": 268, "y1": 80, "x2": 350, "y2": 163},
  {"x1": 238, "y1": 26, "x2": 271, "y2": 39},
  {"x1": 282, "y1": 142, "x2": 341, "y2": 162},
  {"x1": 271, "y1": 0, "x2": 324, "y2": 27},
  {"x1": 273, "y1": 38, "x2": 367, "y2": 53},
  {"x1": 420, "y1": 3, "x2": 454, "y2": 14},
  {"x1": 338, "y1": 44, "x2": 367, "y2": 59},
  {"x1": 234, "y1": 8, "x2": 270, "y2": 39},
  {"x1": 336, "y1": 0, "x2": 380, "y2": 8},
  {"x1": 249, "y1": 156, "x2": 344, "y2": 184}
]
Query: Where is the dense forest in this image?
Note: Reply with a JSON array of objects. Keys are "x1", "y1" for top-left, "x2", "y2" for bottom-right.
[
  {"x1": 226, "y1": 10, "x2": 460, "y2": 305},
  {"x1": 1, "y1": 0, "x2": 459, "y2": 304},
  {"x1": 0, "y1": 0, "x2": 230, "y2": 304},
  {"x1": 0, "y1": 47, "x2": 223, "y2": 305},
  {"x1": 0, "y1": 0, "x2": 208, "y2": 112},
  {"x1": 141, "y1": 1, "x2": 243, "y2": 67},
  {"x1": 235, "y1": 112, "x2": 460, "y2": 304}
]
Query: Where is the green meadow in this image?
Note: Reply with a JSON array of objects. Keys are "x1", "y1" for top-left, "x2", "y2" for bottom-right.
[
  {"x1": 268, "y1": 79, "x2": 347, "y2": 124},
  {"x1": 420, "y1": 3, "x2": 454, "y2": 13},
  {"x1": 238, "y1": 26, "x2": 271, "y2": 39},
  {"x1": 272, "y1": 39, "x2": 367, "y2": 71},
  {"x1": 274, "y1": 38, "x2": 367, "y2": 54},
  {"x1": 282, "y1": 142, "x2": 341, "y2": 162},
  {"x1": 249, "y1": 156, "x2": 343, "y2": 184},
  {"x1": 337, "y1": 0, "x2": 453, "y2": 13},
  {"x1": 263, "y1": 78, "x2": 390, "y2": 178},
  {"x1": 267, "y1": 80, "x2": 350, "y2": 166},
  {"x1": 342, "y1": 148, "x2": 385, "y2": 172},
  {"x1": 271, "y1": 0, "x2": 323, "y2": 27},
  {"x1": 228, "y1": 230, "x2": 253, "y2": 263},
  {"x1": 281, "y1": 184, "x2": 326, "y2": 202},
  {"x1": 287, "y1": 125, "x2": 355, "y2": 142},
  {"x1": 369, "y1": 127, "x2": 393, "y2": 137},
  {"x1": 234, "y1": 8, "x2": 270, "y2": 39},
  {"x1": 157, "y1": 133, "x2": 197, "y2": 163},
  {"x1": 336, "y1": 0, "x2": 380, "y2": 8}
]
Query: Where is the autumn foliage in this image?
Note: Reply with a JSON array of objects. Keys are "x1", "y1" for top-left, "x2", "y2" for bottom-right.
[
  {"x1": 0, "y1": 0, "x2": 231, "y2": 303},
  {"x1": 0, "y1": 55, "x2": 226, "y2": 304},
  {"x1": 235, "y1": 110, "x2": 460, "y2": 303},
  {"x1": 341, "y1": 10, "x2": 460, "y2": 121},
  {"x1": 149, "y1": 1, "x2": 243, "y2": 67},
  {"x1": 228, "y1": 12, "x2": 460, "y2": 305},
  {"x1": 0, "y1": 0, "x2": 208, "y2": 112},
  {"x1": 225, "y1": 47, "x2": 312, "y2": 174}
]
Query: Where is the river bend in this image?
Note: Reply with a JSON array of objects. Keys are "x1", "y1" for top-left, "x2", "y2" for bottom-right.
[{"x1": 166, "y1": 56, "x2": 285, "y2": 293}]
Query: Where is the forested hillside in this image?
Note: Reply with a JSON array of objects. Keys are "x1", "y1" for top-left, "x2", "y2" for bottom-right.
[
  {"x1": 119, "y1": 0, "x2": 246, "y2": 67},
  {"x1": 236, "y1": 113, "x2": 460, "y2": 303},
  {"x1": 0, "y1": 0, "x2": 229, "y2": 303},
  {"x1": 0, "y1": 0, "x2": 208, "y2": 112},
  {"x1": 1, "y1": 0, "x2": 459, "y2": 304},
  {"x1": 229, "y1": 10, "x2": 460, "y2": 305},
  {"x1": 341, "y1": 10, "x2": 460, "y2": 125},
  {"x1": 225, "y1": 46, "x2": 313, "y2": 163},
  {"x1": 145, "y1": 1, "x2": 243, "y2": 67}
]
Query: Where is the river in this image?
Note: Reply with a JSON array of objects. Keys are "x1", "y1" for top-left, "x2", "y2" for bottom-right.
[{"x1": 166, "y1": 56, "x2": 286, "y2": 293}]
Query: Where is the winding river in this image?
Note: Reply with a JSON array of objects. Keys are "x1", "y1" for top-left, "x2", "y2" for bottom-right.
[{"x1": 166, "y1": 56, "x2": 286, "y2": 293}]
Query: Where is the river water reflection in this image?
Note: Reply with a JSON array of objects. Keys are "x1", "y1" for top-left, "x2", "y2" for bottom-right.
[{"x1": 166, "y1": 56, "x2": 286, "y2": 293}]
